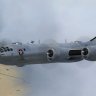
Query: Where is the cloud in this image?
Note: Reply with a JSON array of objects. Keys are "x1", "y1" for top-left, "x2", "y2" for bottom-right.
[
  {"x1": 0, "y1": 0, "x2": 58, "y2": 42},
  {"x1": 1, "y1": 0, "x2": 96, "y2": 96}
]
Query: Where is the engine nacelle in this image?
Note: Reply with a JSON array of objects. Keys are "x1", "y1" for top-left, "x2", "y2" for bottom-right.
[
  {"x1": 47, "y1": 49, "x2": 55, "y2": 61},
  {"x1": 47, "y1": 47, "x2": 82, "y2": 62},
  {"x1": 47, "y1": 47, "x2": 72, "y2": 62},
  {"x1": 82, "y1": 46, "x2": 96, "y2": 61}
]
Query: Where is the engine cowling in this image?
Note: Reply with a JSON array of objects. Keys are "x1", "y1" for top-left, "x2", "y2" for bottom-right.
[
  {"x1": 47, "y1": 47, "x2": 82, "y2": 62},
  {"x1": 47, "y1": 48, "x2": 68, "y2": 61},
  {"x1": 82, "y1": 46, "x2": 96, "y2": 61}
]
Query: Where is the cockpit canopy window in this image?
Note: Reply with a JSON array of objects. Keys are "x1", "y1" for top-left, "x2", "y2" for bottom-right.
[
  {"x1": 0, "y1": 47, "x2": 13, "y2": 53},
  {"x1": 6, "y1": 47, "x2": 10, "y2": 51},
  {"x1": 10, "y1": 48, "x2": 13, "y2": 51}
]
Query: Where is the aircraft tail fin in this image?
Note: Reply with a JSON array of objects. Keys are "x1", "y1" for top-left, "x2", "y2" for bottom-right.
[{"x1": 90, "y1": 37, "x2": 96, "y2": 42}]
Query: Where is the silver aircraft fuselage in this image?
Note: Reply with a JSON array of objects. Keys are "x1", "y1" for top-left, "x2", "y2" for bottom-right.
[
  {"x1": 0, "y1": 37, "x2": 96, "y2": 67},
  {"x1": 0, "y1": 41, "x2": 84, "y2": 67}
]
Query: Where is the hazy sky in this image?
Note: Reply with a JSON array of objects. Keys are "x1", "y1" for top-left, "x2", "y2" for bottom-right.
[{"x1": 1, "y1": 0, "x2": 96, "y2": 96}]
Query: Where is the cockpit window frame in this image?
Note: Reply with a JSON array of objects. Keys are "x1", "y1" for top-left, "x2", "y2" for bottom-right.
[{"x1": 0, "y1": 47, "x2": 13, "y2": 53}]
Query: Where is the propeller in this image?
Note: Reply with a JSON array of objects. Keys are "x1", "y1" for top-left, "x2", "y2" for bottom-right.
[
  {"x1": 41, "y1": 39, "x2": 59, "y2": 69},
  {"x1": 76, "y1": 36, "x2": 95, "y2": 69},
  {"x1": 81, "y1": 48, "x2": 89, "y2": 56}
]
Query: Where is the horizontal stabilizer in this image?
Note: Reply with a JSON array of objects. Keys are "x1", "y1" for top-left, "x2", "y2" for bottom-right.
[{"x1": 90, "y1": 37, "x2": 96, "y2": 42}]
